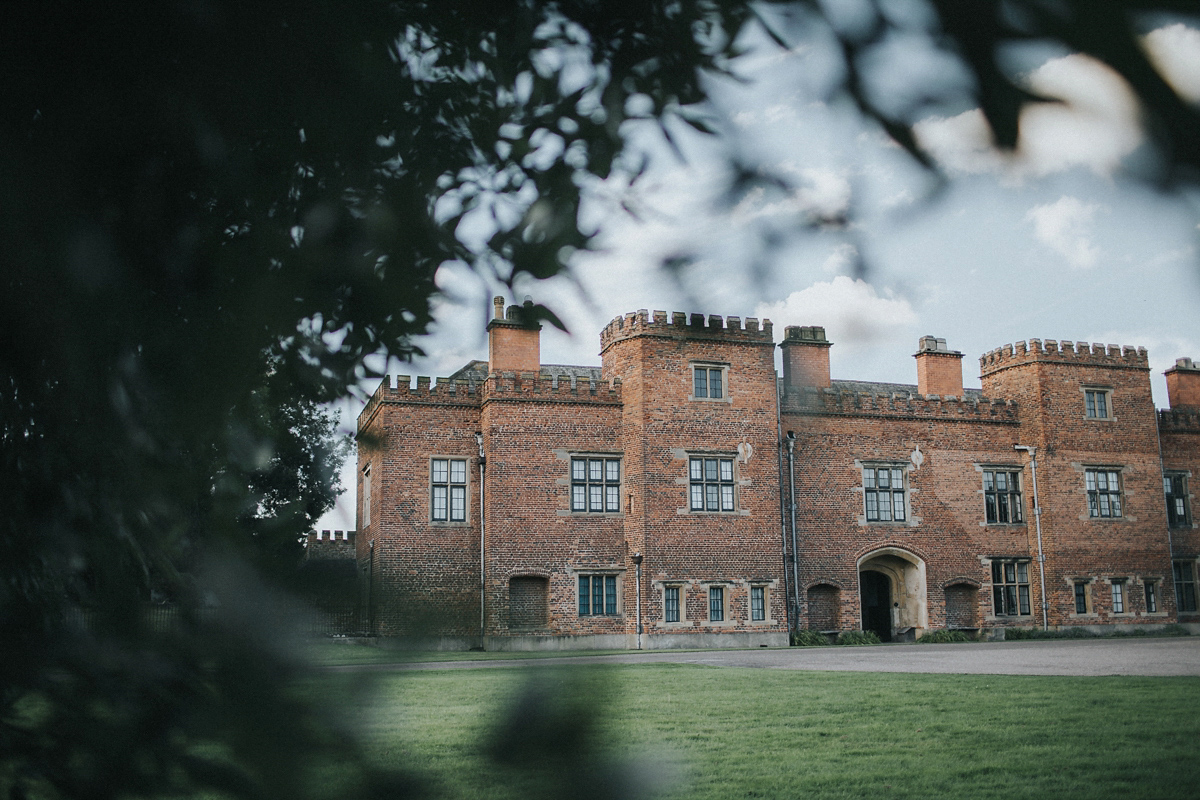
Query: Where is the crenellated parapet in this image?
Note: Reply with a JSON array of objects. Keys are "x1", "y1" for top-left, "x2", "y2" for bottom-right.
[
  {"x1": 599, "y1": 309, "x2": 773, "y2": 352},
  {"x1": 783, "y1": 386, "x2": 1019, "y2": 424},
  {"x1": 483, "y1": 370, "x2": 622, "y2": 406},
  {"x1": 304, "y1": 529, "x2": 356, "y2": 560},
  {"x1": 980, "y1": 339, "x2": 1149, "y2": 376},
  {"x1": 1159, "y1": 408, "x2": 1200, "y2": 434},
  {"x1": 359, "y1": 374, "x2": 482, "y2": 431}
]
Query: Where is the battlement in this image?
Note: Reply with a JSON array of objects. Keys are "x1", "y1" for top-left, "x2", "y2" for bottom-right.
[
  {"x1": 359, "y1": 374, "x2": 482, "y2": 430},
  {"x1": 980, "y1": 339, "x2": 1149, "y2": 375},
  {"x1": 305, "y1": 530, "x2": 356, "y2": 560},
  {"x1": 483, "y1": 370, "x2": 622, "y2": 405},
  {"x1": 1159, "y1": 408, "x2": 1200, "y2": 434},
  {"x1": 599, "y1": 309, "x2": 773, "y2": 351},
  {"x1": 783, "y1": 385, "x2": 1018, "y2": 424}
]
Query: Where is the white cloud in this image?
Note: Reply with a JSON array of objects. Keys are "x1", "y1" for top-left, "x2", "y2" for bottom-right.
[
  {"x1": 1144, "y1": 24, "x2": 1200, "y2": 104},
  {"x1": 915, "y1": 53, "x2": 1142, "y2": 178},
  {"x1": 754, "y1": 276, "x2": 918, "y2": 347},
  {"x1": 1025, "y1": 196, "x2": 1103, "y2": 269},
  {"x1": 821, "y1": 243, "x2": 858, "y2": 274}
]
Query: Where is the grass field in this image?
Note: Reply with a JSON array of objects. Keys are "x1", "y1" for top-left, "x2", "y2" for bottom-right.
[{"x1": 321, "y1": 663, "x2": 1200, "y2": 799}]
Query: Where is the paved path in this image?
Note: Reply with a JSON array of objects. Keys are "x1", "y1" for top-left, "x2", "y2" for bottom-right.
[{"x1": 330, "y1": 636, "x2": 1200, "y2": 677}]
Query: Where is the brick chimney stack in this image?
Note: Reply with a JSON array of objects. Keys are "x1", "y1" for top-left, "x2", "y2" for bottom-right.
[
  {"x1": 1166, "y1": 357, "x2": 1200, "y2": 409},
  {"x1": 487, "y1": 297, "x2": 542, "y2": 373},
  {"x1": 915, "y1": 335, "x2": 964, "y2": 397},
  {"x1": 780, "y1": 326, "x2": 832, "y2": 390}
]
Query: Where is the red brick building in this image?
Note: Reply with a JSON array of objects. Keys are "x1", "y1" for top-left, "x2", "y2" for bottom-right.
[{"x1": 355, "y1": 301, "x2": 1200, "y2": 648}]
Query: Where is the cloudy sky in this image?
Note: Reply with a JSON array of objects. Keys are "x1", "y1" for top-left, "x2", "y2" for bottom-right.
[{"x1": 318, "y1": 17, "x2": 1200, "y2": 532}]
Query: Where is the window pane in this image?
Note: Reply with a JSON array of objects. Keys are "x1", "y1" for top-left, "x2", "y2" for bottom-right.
[
  {"x1": 592, "y1": 579, "x2": 603, "y2": 615},
  {"x1": 605, "y1": 576, "x2": 617, "y2": 614},
  {"x1": 997, "y1": 494, "x2": 1009, "y2": 523},
  {"x1": 690, "y1": 459, "x2": 703, "y2": 481},
  {"x1": 1004, "y1": 586, "x2": 1017, "y2": 615},
  {"x1": 1086, "y1": 392, "x2": 1096, "y2": 417},
  {"x1": 892, "y1": 469, "x2": 904, "y2": 486},
  {"x1": 991, "y1": 562, "x2": 1002, "y2": 583},
  {"x1": 994, "y1": 472, "x2": 1007, "y2": 491},
  {"x1": 589, "y1": 459, "x2": 602, "y2": 481},
  {"x1": 877, "y1": 469, "x2": 890, "y2": 489},
  {"x1": 589, "y1": 485, "x2": 602, "y2": 511},
  {"x1": 709, "y1": 587, "x2": 723, "y2": 621},
  {"x1": 694, "y1": 368, "x2": 707, "y2": 398},
  {"x1": 719, "y1": 459, "x2": 733, "y2": 482},
  {"x1": 1086, "y1": 471, "x2": 1097, "y2": 491},
  {"x1": 709, "y1": 369, "x2": 722, "y2": 398},
  {"x1": 893, "y1": 493, "x2": 905, "y2": 521},
  {"x1": 572, "y1": 485, "x2": 586, "y2": 511},
  {"x1": 705, "y1": 459, "x2": 718, "y2": 482},
  {"x1": 1146, "y1": 584, "x2": 1157, "y2": 613},
  {"x1": 572, "y1": 459, "x2": 586, "y2": 481},
  {"x1": 1112, "y1": 583, "x2": 1124, "y2": 613},
  {"x1": 1005, "y1": 563, "x2": 1015, "y2": 583},
  {"x1": 432, "y1": 459, "x2": 448, "y2": 483},
  {"x1": 1110, "y1": 495, "x2": 1122, "y2": 517},
  {"x1": 1097, "y1": 393, "x2": 1107, "y2": 417},
  {"x1": 432, "y1": 486, "x2": 447, "y2": 520},
  {"x1": 606, "y1": 485, "x2": 619, "y2": 512},
  {"x1": 878, "y1": 498, "x2": 892, "y2": 521},
  {"x1": 863, "y1": 469, "x2": 876, "y2": 489},
  {"x1": 450, "y1": 486, "x2": 465, "y2": 521},
  {"x1": 721, "y1": 485, "x2": 734, "y2": 511},
  {"x1": 665, "y1": 587, "x2": 679, "y2": 623},
  {"x1": 1088, "y1": 495, "x2": 1099, "y2": 517},
  {"x1": 706, "y1": 484, "x2": 719, "y2": 511},
  {"x1": 579, "y1": 577, "x2": 589, "y2": 615},
  {"x1": 751, "y1": 587, "x2": 765, "y2": 621},
  {"x1": 865, "y1": 494, "x2": 878, "y2": 521},
  {"x1": 450, "y1": 459, "x2": 466, "y2": 484},
  {"x1": 606, "y1": 459, "x2": 620, "y2": 482},
  {"x1": 1098, "y1": 494, "x2": 1110, "y2": 516},
  {"x1": 1018, "y1": 586, "x2": 1030, "y2": 615},
  {"x1": 1017, "y1": 563, "x2": 1029, "y2": 583},
  {"x1": 985, "y1": 495, "x2": 997, "y2": 523},
  {"x1": 690, "y1": 485, "x2": 704, "y2": 510},
  {"x1": 984, "y1": 472, "x2": 994, "y2": 491}
]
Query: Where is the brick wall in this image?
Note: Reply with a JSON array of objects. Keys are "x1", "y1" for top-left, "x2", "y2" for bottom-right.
[{"x1": 357, "y1": 314, "x2": 1197, "y2": 646}]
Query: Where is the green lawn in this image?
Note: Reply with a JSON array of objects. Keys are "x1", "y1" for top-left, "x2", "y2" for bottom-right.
[{"x1": 323, "y1": 664, "x2": 1200, "y2": 799}]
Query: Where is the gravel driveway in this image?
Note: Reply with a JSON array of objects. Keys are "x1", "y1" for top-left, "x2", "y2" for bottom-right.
[{"x1": 335, "y1": 636, "x2": 1200, "y2": 677}]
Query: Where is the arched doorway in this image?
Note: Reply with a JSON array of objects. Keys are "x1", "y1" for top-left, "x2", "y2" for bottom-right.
[
  {"x1": 858, "y1": 548, "x2": 928, "y2": 641},
  {"x1": 860, "y1": 571, "x2": 892, "y2": 641}
]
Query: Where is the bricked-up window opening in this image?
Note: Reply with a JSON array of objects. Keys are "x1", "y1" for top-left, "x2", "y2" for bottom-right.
[
  {"x1": 693, "y1": 366, "x2": 724, "y2": 399},
  {"x1": 578, "y1": 575, "x2": 618, "y2": 616},
  {"x1": 1086, "y1": 469, "x2": 1123, "y2": 518},
  {"x1": 1173, "y1": 562, "x2": 1197, "y2": 612},
  {"x1": 1145, "y1": 581, "x2": 1159, "y2": 613},
  {"x1": 1085, "y1": 388, "x2": 1110, "y2": 419},
  {"x1": 983, "y1": 469, "x2": 1023, "y2": 524},
  {"x1": 1165, "y1": 473, "x2": 1191, "y2": 527},
  {"x1": 431, "y1": 458, "x2": 467, "y2": 522},
  {"x1": 709, "y1": 586, "x2": 725, "y2": 621},
  {"x1": 571, "y1": 457, "x2": 620, "y2": 513},
  {"x1": 664, "y1": 586, "x2": 680, "y2": 623},
  {"x1": 690, "y1": 457, "x2": 735, "y2": 511},
  {"x1": 362, "y1": 464, "x2": 371, "y2": 528},
  {"x1": 863, "y1": 466, "x2": 906, "y2": 522},
  {"x1": 1074, "y1": 581, "x2": 1090, "y2": 614},
  {"x1": 750, "y1": 586, "x2": 766, "y2": 621},
  {"x1": 508, "y1": 577, "x2": 548, "y2": 629},
  {"x1": 991, "y1": 561, "x2": 1031, "y2": 616},
  {"x1": 1111, "y1": 580, "x2": 1126, "y2": 613}
]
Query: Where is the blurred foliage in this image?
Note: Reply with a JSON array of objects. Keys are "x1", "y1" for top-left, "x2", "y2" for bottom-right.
[{"x1": 1, "y1": 0, "x2": 1197, "y2": 798}]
